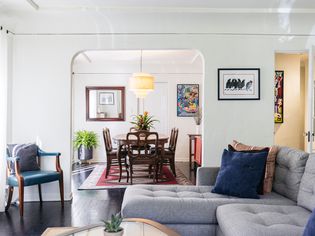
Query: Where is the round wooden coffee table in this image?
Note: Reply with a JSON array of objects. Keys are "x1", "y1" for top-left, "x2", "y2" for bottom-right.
[{"x1": 52, "y1": 218, "x2": 180, "y2": 236}]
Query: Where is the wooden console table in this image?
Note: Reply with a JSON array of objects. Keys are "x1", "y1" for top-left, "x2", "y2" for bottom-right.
[{"x1": 188, "y1": 134, "x2": 202, "y2": 171}]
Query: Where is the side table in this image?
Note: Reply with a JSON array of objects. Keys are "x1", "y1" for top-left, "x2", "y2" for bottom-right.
[{"x1": 188, "y1": 134, "x2": 202, "y2": 171}]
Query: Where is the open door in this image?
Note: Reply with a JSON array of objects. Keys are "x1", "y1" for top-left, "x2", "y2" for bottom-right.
[{"x1": 305, "y1": 46, "x2": 315, "y2": 153}]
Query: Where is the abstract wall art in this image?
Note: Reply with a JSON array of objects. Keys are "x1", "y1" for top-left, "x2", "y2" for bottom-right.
[
  {"x1": 274, "y1": 70, "x2": 284, "y2": 123},
  {"x1": 177, "y1": 84, "x2": 199, "y2": 117}
]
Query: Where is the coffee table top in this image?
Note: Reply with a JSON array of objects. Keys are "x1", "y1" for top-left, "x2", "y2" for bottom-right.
[{"x1": 54, "y1": 218, "x2": 180, "y2": 236}]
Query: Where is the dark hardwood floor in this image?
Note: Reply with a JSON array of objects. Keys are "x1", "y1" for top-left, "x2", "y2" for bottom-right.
[{"x1": 0, "y1": 162, "x2": 194, "y2": 236}]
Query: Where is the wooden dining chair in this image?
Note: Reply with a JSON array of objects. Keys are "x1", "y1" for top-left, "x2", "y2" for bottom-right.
[
  {"x1": 126, "y1": 131, "x2": 159, "y2": 184},
  {"x1": 103, "y1": 128, "x2": 127, "y2": 179},
  {"x1": 161, "y1": 128, "x2": 179, "y2": 176}
]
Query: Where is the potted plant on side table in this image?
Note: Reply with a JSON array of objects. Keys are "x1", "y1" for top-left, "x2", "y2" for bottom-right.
[
  {"x1": 102, "y1": 214, "x2": 124, "y2": 236},
  {"x1": 73, "y1": 130, "x2": 99, "y2": 163}
]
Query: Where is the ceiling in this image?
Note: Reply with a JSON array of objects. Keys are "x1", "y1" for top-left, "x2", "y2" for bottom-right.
[
  {"x1": 74, "y1": 50, "x2": 201, "y2": 64},
  {"x1": 1, "y1": 0, "x2": 315, "y2": 13}
]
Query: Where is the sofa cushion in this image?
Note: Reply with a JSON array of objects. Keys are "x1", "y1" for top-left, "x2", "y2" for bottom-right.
[
  {"x1": 298, "y1": 155, "x2": 315, "y2": 211},
  {"x1": 217, "y1": 204, "x2": 310, "y2": 236},
  {"x1": 303, "y1": 208, "x2": 315, "y2": 236},
  {"x1": 273, "y1": 146, "x2": 309, "y2": 201},
  {"x1": 231, "y1": 140, "x2": 278, "y2": 193},
  {"x1": 121, "y1": 185, "x2": 295, "y2": 224},
  {"x1": 212, "y1": 149, "x2": 268, "y2": 199}
]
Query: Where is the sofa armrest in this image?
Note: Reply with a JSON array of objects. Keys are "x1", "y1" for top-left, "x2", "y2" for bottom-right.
[{"x1": 196, "y1": 167, "x2": 220, "y2": 186}]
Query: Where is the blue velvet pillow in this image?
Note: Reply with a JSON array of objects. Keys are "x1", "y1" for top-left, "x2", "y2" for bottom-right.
[
  {"x1": 303, "y1": 209, "x2": 315, "y2": 236},
  {"x1": 211, "y1": 149, "x2": 268, "y2": 199}
]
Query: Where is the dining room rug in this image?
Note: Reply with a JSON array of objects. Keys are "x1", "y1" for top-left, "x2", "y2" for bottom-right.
[{"x1": 78, "y1": 164, "x2": 192, "y2": 190}]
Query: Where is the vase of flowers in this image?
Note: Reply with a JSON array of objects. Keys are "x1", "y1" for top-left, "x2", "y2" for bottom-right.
[
  {"x1": 194, "y1": 108, "x2": 202, "y2": 134},
  {"x1": 130, "y1": 111, "x2": 158, "y2": 131}
]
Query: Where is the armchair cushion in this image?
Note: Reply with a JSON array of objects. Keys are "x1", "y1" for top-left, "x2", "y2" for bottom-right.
[
  {"x1": 7, "y1": 170, "x2": 61, "y2": 186},
  {"x1": 11, "y1": 144, "x2": 40, "y2": 172}
]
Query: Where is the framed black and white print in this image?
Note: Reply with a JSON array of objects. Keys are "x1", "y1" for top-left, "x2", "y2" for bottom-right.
[
  {"x1": 99, "y1": 92, "x2": 115, "y2": 105},
  {"x1": 218, "y1": 68, "x2": 260, "y2": 100}
]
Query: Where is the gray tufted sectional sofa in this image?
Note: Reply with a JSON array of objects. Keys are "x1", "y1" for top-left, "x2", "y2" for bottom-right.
[{"x1": 121, "y1": 147, "x2": 315, "y2": 236}]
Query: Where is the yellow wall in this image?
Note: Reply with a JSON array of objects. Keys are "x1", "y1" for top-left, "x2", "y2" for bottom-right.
[{"x1": 275, "y1": 53, "x2": 306, "y2": 150}]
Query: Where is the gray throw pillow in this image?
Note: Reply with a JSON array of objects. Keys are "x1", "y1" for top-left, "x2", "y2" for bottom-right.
[{"x1": 11, "y1": 143, "x2": 40, "y2": 172}]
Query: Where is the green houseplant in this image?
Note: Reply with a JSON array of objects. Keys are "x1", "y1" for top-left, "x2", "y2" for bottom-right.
[
  {"x1": 102, "y1": 213, "x2": 124, "y2": 236},
  {"x1": 130, "y1": 111, "x2": 158, "y2": 131},
  {"x1": 73, "y1": 130, "x2": 99, "y2": 161}
]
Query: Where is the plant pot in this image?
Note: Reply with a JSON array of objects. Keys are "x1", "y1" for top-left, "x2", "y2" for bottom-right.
[
  {"x1": 103, "y1": 229, "x2": 124, "y2": 236},
  {"x1": 78, "y1": 145, "x2": 93, "y2": 160}
]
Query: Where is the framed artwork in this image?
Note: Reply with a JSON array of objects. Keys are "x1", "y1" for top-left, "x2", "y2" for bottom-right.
[
  {"x1": 99, "y1": 92, "x2": 115, "y2": 105},
  {"x1": 275, "y1": 70, "x2": 284, "y2": 123},
  {"x1": 218, "y1": 68, "x2": 260, "y2": 100},
  {"x1": 177, "y1": 84, "x2": 199, "y2": 117}
]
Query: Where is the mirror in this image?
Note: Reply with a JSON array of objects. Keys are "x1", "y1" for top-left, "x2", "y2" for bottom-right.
[{"x1": 86, "y1": 86, "x2": 125, "y2": 121}]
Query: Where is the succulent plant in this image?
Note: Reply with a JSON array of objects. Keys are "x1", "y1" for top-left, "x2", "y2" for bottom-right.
[{"x1": 102, "y1": 213, "x2": 123, "y2": 233}]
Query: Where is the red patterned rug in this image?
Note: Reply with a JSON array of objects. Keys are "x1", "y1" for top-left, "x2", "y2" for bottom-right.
[{"x1": 79, "y1": 164, "x2": 192, "y2": 190}]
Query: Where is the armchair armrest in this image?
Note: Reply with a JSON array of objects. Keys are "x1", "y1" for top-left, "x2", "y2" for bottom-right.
[
  {"x1": 196, "y1": 167, "x2": 220, "y2": 186},
  {"x1": 6, "y1": 156, "x2": 20, "y2": 162},
  {"x1": 38, "y1": 149, "x2": 62, "y2": 173},
  {"x1": 38, "y1": 149, "x2": 61, "y2": 157}
]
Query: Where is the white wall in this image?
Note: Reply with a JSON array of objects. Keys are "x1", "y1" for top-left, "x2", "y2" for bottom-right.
[
  {"x1": 73, "y1": 52, "x2": 203, "y2": 162},
  {"x1": 5, "y1": 11, "x2": 315, "y2": 201}
]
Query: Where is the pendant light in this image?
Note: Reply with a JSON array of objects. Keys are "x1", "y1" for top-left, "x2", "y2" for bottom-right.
[{"x1": 129, "y1": 50, "x2": 155, "y2": 98}]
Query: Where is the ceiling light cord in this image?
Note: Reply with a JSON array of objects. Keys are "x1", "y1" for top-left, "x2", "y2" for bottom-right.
[{"x1": 140, "y1": 50, "x2": 143, "y2": 72}]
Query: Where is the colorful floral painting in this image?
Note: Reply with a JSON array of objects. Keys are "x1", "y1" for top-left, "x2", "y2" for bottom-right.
[
  {"x1": 275, "y1": 71, "x2": 284, "y2": 123},
  {"x1": 177, "y1": 84, "x2": 199, "y2": 117}
]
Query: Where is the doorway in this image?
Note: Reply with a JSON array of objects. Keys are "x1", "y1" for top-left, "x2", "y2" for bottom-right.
[
  {"x1": 70, "y1": 49, "x2": 204, "y2": 190},
  {"x1": 274, "y1": 52, "x2": 309, "y2": 151}
]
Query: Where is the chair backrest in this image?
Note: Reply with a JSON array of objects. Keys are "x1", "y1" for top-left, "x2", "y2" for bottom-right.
[
  {"x1": 126, "y1": 131, "x2": 159, "y2": 162},
  {"x1": 103, "y1": 128, "x2": 113, "y2": 153},
  {"x1": 129, "y1": 127, "x2": 138, "y2": 132},
  {"x1": 169, "y1": 128, "x2": 179, "y2": 152}
]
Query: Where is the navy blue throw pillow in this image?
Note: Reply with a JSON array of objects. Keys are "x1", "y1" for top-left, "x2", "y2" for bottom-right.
[
  {"x1": 303, "y1": 209, "x2": 315, "y2": 236},
  {"x1": 211, "y1": 149, "x2": 268, "y2": 199},
  {"x1": 228, "y1": 144, "x2": 269, "y2": 195}
]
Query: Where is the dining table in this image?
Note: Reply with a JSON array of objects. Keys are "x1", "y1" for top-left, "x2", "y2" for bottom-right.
[{"x1": 113, "y1": 133, "x2": 169, "y2": 182}]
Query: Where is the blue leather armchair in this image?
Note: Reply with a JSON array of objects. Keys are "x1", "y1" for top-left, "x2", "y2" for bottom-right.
[{"x1": 6, "y1": 148, "x2": 64, "y2": 216}]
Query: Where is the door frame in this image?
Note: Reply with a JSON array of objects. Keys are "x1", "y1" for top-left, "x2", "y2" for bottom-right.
[{"x1": 274, "y1": 49, "x2": 313, "y2": 152}]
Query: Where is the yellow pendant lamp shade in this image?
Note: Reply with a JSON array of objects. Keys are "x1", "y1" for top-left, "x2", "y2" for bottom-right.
[{"x1": 129, "y1": 72, "x2": 155, "y2": 98}]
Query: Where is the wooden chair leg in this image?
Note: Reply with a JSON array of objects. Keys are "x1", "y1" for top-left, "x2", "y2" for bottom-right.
[
  {"x1": 118, "y1": 161, "x2": 123, "y2": 182},
  {"x1": 38, "y1": 184, "x2": 43, "y2": 203},
  {"x1": 154, "y1": 164, "x2": 159, "y2": 183},
  {"x1": 125, "y1": 162, "x2": 130, "y2": 183},
  {"x1": 5, "y1": 186, "x2": 14, "y2": 211},
  {"x1": 170, "y1": 158, "x2": 176, "y2": 177},
  {"x1": 59, "y1": 174, "x2": 64, "y2": 208},
  {"x1": 18, "y1": 181, "x2": 24, "y2": 217},
  {"x1": 105, "y1": 157, "x2": 111, "y2": 178},
  {"x1": 130, "y1": 165, "x2": 133, "y2": 185}
]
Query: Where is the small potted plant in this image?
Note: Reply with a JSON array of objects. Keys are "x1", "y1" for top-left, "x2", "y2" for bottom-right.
[
  {"x1": 73, "y1": 130, "x2": 99, "y2": 161},
  {"x1": 102, "y1": 213, "x2": 124, "y2": 236},
  {"x1": 130, "y1": 111, "x2": 158, "y2": 131}
]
